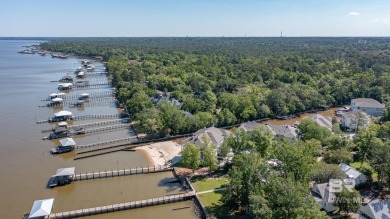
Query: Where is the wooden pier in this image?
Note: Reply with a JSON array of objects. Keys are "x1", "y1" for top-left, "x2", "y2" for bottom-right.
[
  {"x1": 72, "y1": 166, "x2": 172, "y2": 181},
  {"x1": 75, "y1": 136, "x2": 137, "y2": 150},
  {"x1": 37, "y1": 114, "x2": 125, "y2": 124},
  {"x1": 41, "y1": 91, "x2": 113, "y2": 101},
  {"x1": 41, "y1": 119, "x2": 129, "y2": 133},
  {"x1": 49, "y1": 192, "x2": 196, "y2": 219}
]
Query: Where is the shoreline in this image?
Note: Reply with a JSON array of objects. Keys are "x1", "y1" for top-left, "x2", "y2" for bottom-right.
[{"x1": 135, "y1": 141, "x2": 182, "y2": 167}]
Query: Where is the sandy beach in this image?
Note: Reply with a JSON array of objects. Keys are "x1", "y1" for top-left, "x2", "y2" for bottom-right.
[{"x1": 136, "y1": 141, "x2": 182, "y2": 166}]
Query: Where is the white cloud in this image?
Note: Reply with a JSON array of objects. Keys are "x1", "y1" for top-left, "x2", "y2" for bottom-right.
[{"x1": 348, "y1": 12, "x2": 360, "y2": 16}]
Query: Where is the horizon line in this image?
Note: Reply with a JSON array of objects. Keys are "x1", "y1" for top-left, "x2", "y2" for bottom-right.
[{"x1": 1, "y1": 36, "x2": 390, "y2": 38}]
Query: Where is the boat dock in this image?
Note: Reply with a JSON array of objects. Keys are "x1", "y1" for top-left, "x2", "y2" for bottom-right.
[
  {"x1": 41, "y1": 91, "x2": 113, "y2": 101},
  {"x1": 36, "y1": 114, "x2": 125, "y2": 124},
  {"x1": 49, "y1": 192, "x2": 196, "y2": 219},
  {"x1": 41, "y1": 118, "x2": 129, "y2": 133},
  {"x1": 44, "y1": 124, "x2": 133, "y2": 140},
  {"x1": 72, "y1": 166, "x2": 172, "y2": 181}
]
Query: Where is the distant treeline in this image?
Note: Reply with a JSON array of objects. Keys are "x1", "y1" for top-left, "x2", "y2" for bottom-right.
[{"x1": 41, "y1": 37, "x2": 390, "y2": 136}]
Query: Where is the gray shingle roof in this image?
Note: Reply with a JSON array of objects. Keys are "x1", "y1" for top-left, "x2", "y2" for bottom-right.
[
  {"x1": 238, "y1": 121, "x2": 261, "y2": 132},
  {"x1": 359, "y1": 199, "x2": 390, "y2": 219},
  {"x1": 184, "y1": 127, "x2": 231, "y2": 148},
  {"x1": 352, "y1": 98, "x2": 385, "y2": 108},
  {"x1": 304, "y1": 114, "x2": 333, "y2": 131}
]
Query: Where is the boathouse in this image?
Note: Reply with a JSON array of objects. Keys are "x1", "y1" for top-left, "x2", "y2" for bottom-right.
[
  {"x1": 60, "y1": 75, "x2": 73, "y2": 82},
  {"x1": 60, "y1": 138, "x2": 76, "y2": 147},
  {"x1": 79, "y1": 93, "x2": 89, "y2": 100},
  {"x1": 76, "y1": 71, "x2": 85, "y2": 78},
  {"x1": 51, "y1": 97, "x2": 63, "y2": 105},
  {"x1": 58, "y1": 83, "x2": 72, "y2": 91},
  {"x1": 26, "y1": 198, "x2": 54, "y2": 218},
  {"x1": 57, "y1": 121, "x2": 68, "y2": 128},
  {"x1": 51, "y1": 138, "x2": 76, "y2": 154},
  {"x1": 49, "y1": 92, "x2": 65, "y2": 99},
  {"x1": 52, "y1": 111, "x2": 73, "y2": 121},
  {"x1": 48, "y1": 167, "x2": 75, "y2": 188}
]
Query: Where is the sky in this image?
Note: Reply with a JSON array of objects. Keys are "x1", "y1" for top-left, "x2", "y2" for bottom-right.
[{"x1": 1, "y1": 0, "x2": 390, "y2": 37}]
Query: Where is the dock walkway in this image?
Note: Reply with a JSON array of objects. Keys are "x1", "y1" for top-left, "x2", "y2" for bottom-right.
[
  {"x1": 49, "y1": 192, "x2": 195, "y2": 219},
  {"x1": 72, "y1": 166, "x2": 172, "y2": 181}
]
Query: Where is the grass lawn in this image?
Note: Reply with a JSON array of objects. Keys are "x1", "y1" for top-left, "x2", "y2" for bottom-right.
[
  {"x1": 198, "y1": 191, "x2": 223, "y2": 207},
  {"x1": 192, "y1": 176, "x2": 228, "y2": 192},
  {"x1": 349, "y1": 161, "x2": 378, "y2": 181}
]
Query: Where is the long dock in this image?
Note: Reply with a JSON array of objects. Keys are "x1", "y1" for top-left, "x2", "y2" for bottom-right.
[
  {"x1": 41, "y1": 91, "x2": 113, "y2": 101},
  {"x1": 72, "y1": 166, "x2": 172, "y2": 181},
  {"x1": 49, "y1": 192, "x2": 196, "y2": 219},
  {"x1": 37, "y1": 114, "x2": 125, "y2": 124},
  {"x1": 41, "y1": 118, "x2": 129, "y2": 133}
]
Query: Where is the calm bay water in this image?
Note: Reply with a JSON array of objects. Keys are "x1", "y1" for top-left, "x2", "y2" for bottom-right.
[{"x1": 0, "y1": 40, "x2": 198, "y2": 219}]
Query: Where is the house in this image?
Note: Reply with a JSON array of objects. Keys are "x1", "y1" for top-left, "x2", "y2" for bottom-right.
[
  {"x1": 238, "y1": 122, "x2": 298, "y2": 141},
  {"x1": 351, "y1": 98, "x2": 385, "y2": 117},
  {"x1": 151, "y1": 92, "x2": 182, "y2": 109},
  {"x1": 182, "y1": 127, "x2": 231, "y2": 159},
  {"x1": 358, "y1": 199, "x2": 390, "y2": 219},
  {"x1": 183, "y1": 127, "x2": 231, "y2": 148},
  {"x1": 311, "y1": 183, "x2": 337, "y2": 212},
  {"x1": 237, "y1": 121, "x2": 261, "y2": 133},
  {"x1": 304, "y1": 114, "x2": 333, "y2": 131},
  {"x1": 264, "y1": 124, "x2": 298, "y2": 141},
  {"x1": 340, "y1": 111, "x2": 369, "y2": 130},
  {"x1": 339, "y1": 163, "x2": 366, "y2": 186}
]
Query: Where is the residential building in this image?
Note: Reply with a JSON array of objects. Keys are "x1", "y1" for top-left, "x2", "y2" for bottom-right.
[
  {"x1": 237, "y1": 121, "x2": 261, "y2": 133},
  {"x1": 151, "y1": 92, "x2": 182, "y2": 109},
  {"x1": 238, "y1": 122, "x2": 298, "y2": 141},
  {"x1": 351, "y1": 98, "x2": 385, "y2": 117},
  {"x1": 183, "y1": 126, "x2": 231, "y2": 148},
  {"x1": 264, "y1": 124, "x2": 298, "y2": 141},
  {"x1": 358, "y1": 199, "x2": 390, "y2": 219},
  {"x1": 340, "y1": 111, "x2": 369, "y2": 130},
  {"x1": 339, "y1": 163, "x2": 366, "y2": 186},
  {"x1": 304, "y1": 114, "x2": 333, "y2": 131},
  {"x1": 181, "y1": 127, "x2": 231, "y2": 160},
  {"x1": 311, "y1": 183, "x2": 337, "y2": 212}
]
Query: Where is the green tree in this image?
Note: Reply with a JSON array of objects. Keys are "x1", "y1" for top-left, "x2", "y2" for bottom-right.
[
  {"x1": 298, "y1": 118, "x2": 331, "y2": 143},
  {"x1": 334, "y1": 186, "x2": 361, "y2": 216},
  {"x1": 323, "y1": 148, "x2": 353, "y2": 164},
  {"x1": 125, "y1": 90, "x2": 153, "y2": 118},
  {"x1": 311, "y1": 163, "x2": 346, "y2": 183},
  {"x1": 250, "y1": 127, "x2": 275, "y2": 157},
  {"x1": 249, "y1": 193, "x2": 273, "y2": 219},
  {"x1": 369, "y1": 141, "x2": 390, "y2": 190},
  {"x1": 203, "y1": 146, "x2": 218, "y2": 172},
  {"x1": 272, "y1": 141, "x2": 316, "y2": 182},
  {"x1": 218, "y1": 108, "x2": 237, "y2": 127},
  {"x1": 133, "y1": 107, "x2": 160, "y2": 136},
  {"x1": 354, "y1": 127, "x2": 383, "y2": 168},
  {"x1": 222, "y1": 153, "x2": 270, "y2": 210},
  {"x1": 181, "y1": 143, "x2": 200, "y2": 172}
]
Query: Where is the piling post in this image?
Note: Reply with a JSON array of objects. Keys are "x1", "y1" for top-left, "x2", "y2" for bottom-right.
[{"x1": 93, "y1": 171, "x2": 94, "y2": 179}]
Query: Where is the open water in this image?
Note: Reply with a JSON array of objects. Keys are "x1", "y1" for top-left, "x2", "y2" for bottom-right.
[{"x1": 0, "y1": 40, "x2": 198, "y2": 219}]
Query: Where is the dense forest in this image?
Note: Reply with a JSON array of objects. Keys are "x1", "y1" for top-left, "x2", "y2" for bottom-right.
[
  {"x1": 41, "y1": 38, "x2": 390, "y2": 218},
  {"x1": 41, "y1": 37, "x2": 390, "y2": 136}
]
